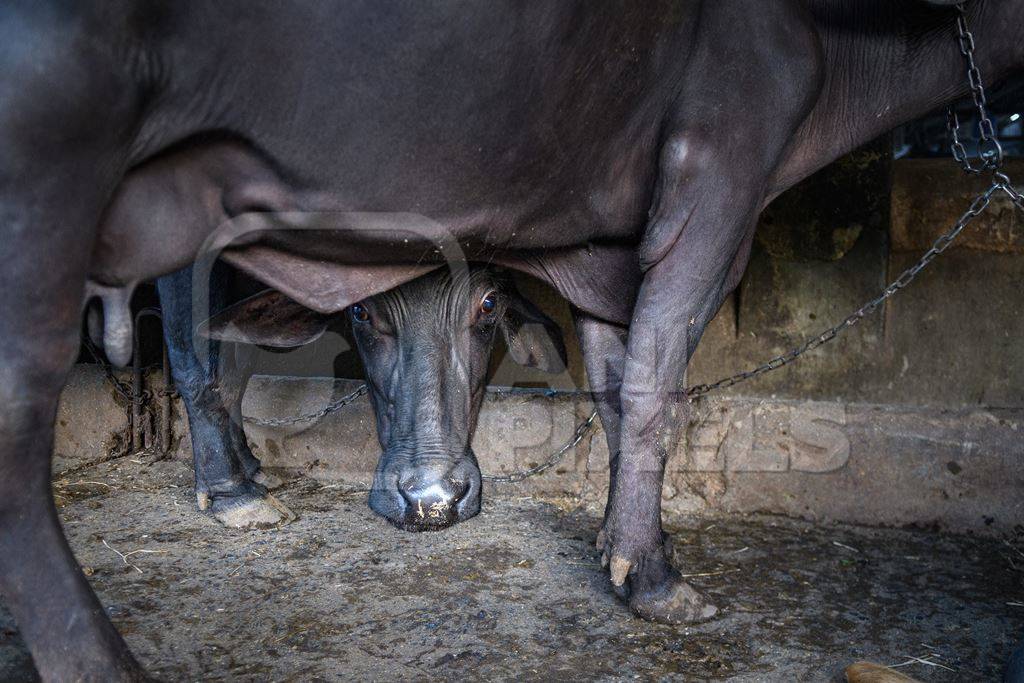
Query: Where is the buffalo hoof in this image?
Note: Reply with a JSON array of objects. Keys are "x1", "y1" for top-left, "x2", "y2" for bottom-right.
[
  {"x1": 252, "y1": 469, "x2": 284, "y2": 490},
  {"x1": 602, "y1": 540, "x2": 717, "y2": 624},
  {"x1": 845, "y1": 661, "x2": 921, "y2": 682},
  {"x1": 627, "y1": 572, "x2": 718, "y2": 624},
  {"x1": 209, "y1": 493, "x2": 296, "y2": 529}
]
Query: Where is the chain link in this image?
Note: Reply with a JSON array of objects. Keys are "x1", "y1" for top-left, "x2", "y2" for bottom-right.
[
  {"x1": 243, "y1": 384, "x2": 368, "y2": 427},
  {"x1": 997, "y1": 172, "x2": 1024, "y2": 211},
  {"x1": 946, "y1": 4, "x2": 1003, "y2": 174}
]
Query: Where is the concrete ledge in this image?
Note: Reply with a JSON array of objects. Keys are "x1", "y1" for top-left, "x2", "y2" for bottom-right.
[
  {"x1": 239, "y1": 375, "x2": 1021, "y2": 534},
  {"x1": 54, "y1": 367, "x2": 1021, "y2": 534},
  {"x1": 54, "y1": 366, "x2": 131, "y2": 473}
]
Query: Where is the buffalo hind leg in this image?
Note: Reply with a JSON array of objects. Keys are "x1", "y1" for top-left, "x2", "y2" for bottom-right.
[
  {"x1": 0, "y1": 341, "x2": 146, "y2": 682},
  {"x1": 0, "y1": 9, "x2": 151, "y2": 677},
  {"x1": 156, "y1": 263, "x2": 294, "y2": 529},
  {"x1": 0, "y1": 139, "x2": 142, "y2": 679}
]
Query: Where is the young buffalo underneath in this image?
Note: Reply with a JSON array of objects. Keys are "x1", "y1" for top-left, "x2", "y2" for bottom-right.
[{"x1": 198, "y1": 265, "x2": 567, "y2": 532}]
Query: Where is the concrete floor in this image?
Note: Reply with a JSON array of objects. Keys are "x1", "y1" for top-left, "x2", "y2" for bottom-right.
[{"x1": 1, "y1": 457, "x2": 1021, "y2": 681}]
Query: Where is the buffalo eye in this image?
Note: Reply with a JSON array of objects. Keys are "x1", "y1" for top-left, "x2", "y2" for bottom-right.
[
  {"x1": 479, "y1": 291, "x2": 498, "y2": 315},
  {"x1": 351, "y1": 303, "x2": 370, "y2": 323}
]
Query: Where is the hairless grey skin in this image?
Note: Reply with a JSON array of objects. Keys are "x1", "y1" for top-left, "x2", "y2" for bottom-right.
[
  {"x1": 183, "y1": 264, "x2": 566, "y2": 532},
  {"x1": 353, "y1": 268, "x2": 567, "y2": 530},
  {"x1": 1, "y1": 1, "x2": 1022, "y2": 679}
]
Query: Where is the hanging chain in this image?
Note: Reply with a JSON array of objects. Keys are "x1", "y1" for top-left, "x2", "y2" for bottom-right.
[
  {"x1": 83, "y1": 335, "x2": 136, "y2": 403},
  {"x1": 690, "y1": 3, "x2": 1019, "y2": 401},
  {"x1": 481, "y1": 407, "x2": 599, "y2": 483},
  {"x1": 244, "y1": 384, "x2": 368, "y2": 427},
  {"x1": 685, "y1": 181, "x2": 1003, "y2": 399},
  {"x1": 242, "y1": 379, "x2": 599, "y2": 484},
  {"x1": 946, "y1": 5, "x2": 1003, "y2": 174}
]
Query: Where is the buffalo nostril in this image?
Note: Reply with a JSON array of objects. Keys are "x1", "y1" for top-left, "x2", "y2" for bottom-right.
[
  {"x1": 398, "y1": 479, "x2": 467, "y2": 505},
  {"x1": 447, "y1": 478, "x2": 469, "y2": 504},
  {"x1": 398, "y1": 478, "x2": 468, "y2": 523}
]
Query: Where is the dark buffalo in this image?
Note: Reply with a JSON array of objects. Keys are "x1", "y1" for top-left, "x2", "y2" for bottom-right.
[
  {"x1": 157, "y1": 262, "x2": 567, "y2": 531},
  {"x1": 1, "y1": 1, "x2": 1021, "y2": 679}
]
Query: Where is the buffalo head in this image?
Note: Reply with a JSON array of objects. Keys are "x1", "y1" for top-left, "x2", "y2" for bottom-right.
[{"x1": 202, "y1": 267, "x2": 566, "y2": 530}]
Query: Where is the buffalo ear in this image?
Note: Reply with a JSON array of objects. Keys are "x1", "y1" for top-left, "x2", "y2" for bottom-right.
[
  {"x1": 499, "y1": 289, "x2": 567, "y2": 374},
  {"x1": 197, "y1": 289, "x2": 331, "y2": 348}
]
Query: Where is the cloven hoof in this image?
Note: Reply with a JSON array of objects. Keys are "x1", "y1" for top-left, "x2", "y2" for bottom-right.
[
  {"x1": 845, "y1": 662, "x2": 921, "y2": 683},
  {"x1": 211, "y1": 493, "x2": 296, "y2": 529}
]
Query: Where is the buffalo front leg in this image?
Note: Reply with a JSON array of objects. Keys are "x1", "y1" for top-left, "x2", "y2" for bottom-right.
[
  {"x1": 601, "y1": 117, "x2": 781, "y2": 625},
  {"x1": 600, "y1": 0, "x2": 821, "y2": 624},
  {"x1": 156, "y1": 263, "x2": 294, "y2": 529},
  {"x1": 606, "y1": 228, "x2": 755, "y2": 624},
  {"x1": 604, "y1": 185, "x2": 760, "y2": 624}
]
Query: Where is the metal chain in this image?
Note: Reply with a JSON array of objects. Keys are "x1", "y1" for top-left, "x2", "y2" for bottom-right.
[
  {"x1": 996, "y1": 171, "x2": 1024, "y2": 211},
  {"x1": 685, "y1": 181, "x2": 1003, "y2": 399},
  {"x1": 243, "y1": 383, "x2": 368, "y2": 427},
  {"x1": 82, "y1": 336, "x2": 151, "y2": 462},
  {"x1": 946, "y1": 3, "x2": 1003, "y2": 174},
  {"x1": 242, "y1": 379, "x2": 599, "y2": 484},
  {"x1": 481, "y1": 407, "x2": 599, "y2": 483},
  {"x1": 83, "y1": 335, "x2": 136, "y2": 403}
]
